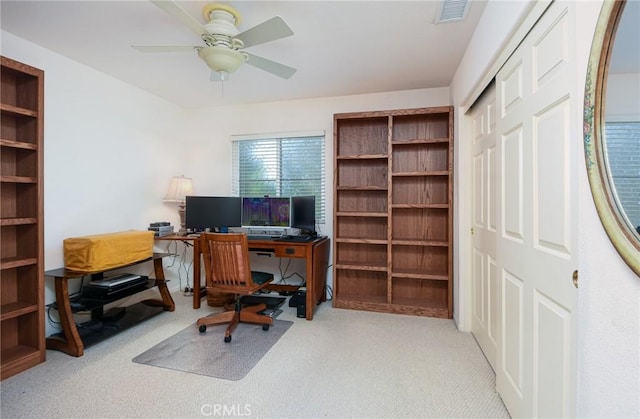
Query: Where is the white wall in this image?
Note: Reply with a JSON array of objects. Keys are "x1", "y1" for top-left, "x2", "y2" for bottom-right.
[
  {"x1": 575, "y1": 3, "x2": 640, "y2": 417},
  {"x1": 450, "y1": 1, "x2": 639, "y2": 417},
  {"x1": 1, "y1": 32, "x2": 188, "y2": 336}
]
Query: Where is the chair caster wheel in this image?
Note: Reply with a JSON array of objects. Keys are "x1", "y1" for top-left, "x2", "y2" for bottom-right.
[
  {"x1": 199, "y1": 325, "x2": 206, "y2": 333},
  {"x1": 224, "y1": 335, "x2": 232, "y2": 343},
  {"x1": 262, "y1": 324, "x2": 270, "y2": 331}
]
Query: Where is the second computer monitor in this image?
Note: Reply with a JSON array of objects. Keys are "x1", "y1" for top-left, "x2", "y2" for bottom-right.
[{"x1": 241, "y1": 197, "x2": 290, "y2": 227}]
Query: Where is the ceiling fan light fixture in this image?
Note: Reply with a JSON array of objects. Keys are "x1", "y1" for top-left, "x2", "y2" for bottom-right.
[
  {"x1": 197, "y1": 46, "x2": 247, "y2": 76},
  {"x1": 202, "y1": 3, "x2": 241, "y2": 36}
]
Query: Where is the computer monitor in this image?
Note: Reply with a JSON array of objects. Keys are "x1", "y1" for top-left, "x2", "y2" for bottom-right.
[
  {"x1": 291, "y1": 195, "x2": 316, "y2": 235},
  {"x1": 241, "y1": 197, "x2": 290, "y2": 228},
  {"x1": 185, "y1": 196, "x2": 241, "y2": 231}
]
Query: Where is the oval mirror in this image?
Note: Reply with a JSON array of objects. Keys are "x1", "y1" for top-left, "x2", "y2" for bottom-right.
[{"x1": 584, "y1": 0, "x2": 640, "y2": 275}]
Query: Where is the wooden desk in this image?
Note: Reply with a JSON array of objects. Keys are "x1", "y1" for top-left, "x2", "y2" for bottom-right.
[
  {"x1": 156, "y1": 235, "x2": 330, "y2": 320},
  {"x1": 45, "y1": 253, "x2": 175, "y2": 357}
]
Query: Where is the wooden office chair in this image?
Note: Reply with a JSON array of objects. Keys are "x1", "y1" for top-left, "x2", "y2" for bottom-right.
[{"x1": 196, "y1": 233, "x2": 274, "y2": 343}]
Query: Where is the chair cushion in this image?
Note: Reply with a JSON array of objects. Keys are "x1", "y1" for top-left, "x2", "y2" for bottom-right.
[{"x1": 251, "y1": 271, "x2": 274, "y2": 285}]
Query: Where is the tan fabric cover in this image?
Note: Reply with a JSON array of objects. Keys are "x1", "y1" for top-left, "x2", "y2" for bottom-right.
[{"x1": 63, "y1": 230, "x2": 154, "y2": 272}]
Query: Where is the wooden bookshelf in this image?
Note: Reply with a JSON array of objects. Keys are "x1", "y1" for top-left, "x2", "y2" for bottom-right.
[
  {"x1": 333, "y1": 107, "x2": 453, "y2": 318},
  {"x1": 1, "y1": 56, "x2": 45, "y2": 379}
]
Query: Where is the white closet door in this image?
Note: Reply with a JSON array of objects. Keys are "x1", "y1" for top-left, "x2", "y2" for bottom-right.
[
  {"x1": 495, "y1": 1, "x2": 578, "y2": 417},
  {"x1": 470, "y1": 83, "x2": 499, "y2": 370}
]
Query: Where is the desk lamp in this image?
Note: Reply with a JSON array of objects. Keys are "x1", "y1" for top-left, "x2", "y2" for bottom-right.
[{"x1": 163, "y1": 175, "x2": 194, "y2": 236}]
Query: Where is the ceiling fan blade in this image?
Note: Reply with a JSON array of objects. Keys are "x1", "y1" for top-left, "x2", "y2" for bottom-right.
[
  {"x1": 234, "y1": 16, "x2": 293, "y2": 49},
  {"x1": 151, "y1": 0, "x2": 206, "y2": 36},
  {"x1": 132, "y1": 45, "x2": 198, "y2": 53},
  {"x1": 244, "y1": 52, "x2": 296, "y2": 79}
]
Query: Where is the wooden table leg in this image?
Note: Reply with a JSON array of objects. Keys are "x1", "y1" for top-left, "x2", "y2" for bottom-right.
[
  {"x1": 193, "y1": 238, "x2": 203, "y2": 309},
  {"x1": 305, "y1": 242, "x2": 315, "y2": 320},
  {"x1": 45, "y1": 277, "x2": 84, "y2": 357},
  {"x1": 307, "y1": 238, "x2": 330, "y2": 320},
  {"x1": 142, "y1": 258, "x2": 175, "y2": 311}
]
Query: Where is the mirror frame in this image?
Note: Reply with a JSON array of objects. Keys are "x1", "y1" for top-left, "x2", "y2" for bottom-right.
[{"x1": 584, "y1": 0, "x2": 640, "y2": 276}]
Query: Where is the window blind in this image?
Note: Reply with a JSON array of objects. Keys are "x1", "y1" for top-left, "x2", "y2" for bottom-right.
[
  {"x1": 232, "y1": 133, "x2": 326, "y2": 224},
  {"x1": 604, "y1": 122, "x2": 640, "y2": 229}
]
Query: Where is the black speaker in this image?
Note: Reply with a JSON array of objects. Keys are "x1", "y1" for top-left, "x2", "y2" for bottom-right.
[
  {"x1": 288, "y1": 290, "x2": 306, "y2": 307},
  {"x1": 296, "y1": 303, "x2": 306, "y2": 318}
]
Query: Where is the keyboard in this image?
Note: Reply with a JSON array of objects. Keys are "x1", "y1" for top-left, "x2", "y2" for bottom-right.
[
  {"x1": 247, "y1": 235, "x2": 279, "y2": 241},
  {"x1": 275, "y1": 235, "x2": 314, "y2": 242}
]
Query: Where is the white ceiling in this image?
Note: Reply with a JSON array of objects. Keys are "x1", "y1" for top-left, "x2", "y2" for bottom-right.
[{"x1": 1, "y1": 1, "x2": 487, "y2": 109}]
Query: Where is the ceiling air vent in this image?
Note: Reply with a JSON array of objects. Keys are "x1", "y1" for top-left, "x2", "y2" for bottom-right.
[{"x1": 435, "y1": 0, "x2": 470, "y2": 24}]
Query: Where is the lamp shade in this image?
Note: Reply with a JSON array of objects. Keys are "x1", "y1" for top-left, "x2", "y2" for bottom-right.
[{"x1": 163, "y1": 175, "x2": 194, "y2": 202}]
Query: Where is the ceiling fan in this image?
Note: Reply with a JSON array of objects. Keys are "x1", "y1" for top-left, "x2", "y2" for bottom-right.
[{"x1": 132, "y1": 1, "x2": 296, "y2": 81}]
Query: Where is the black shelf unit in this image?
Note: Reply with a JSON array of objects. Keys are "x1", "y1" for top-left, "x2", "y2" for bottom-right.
[{"x1": 45, "y1": 253, "x2": 175, "y2": 357}]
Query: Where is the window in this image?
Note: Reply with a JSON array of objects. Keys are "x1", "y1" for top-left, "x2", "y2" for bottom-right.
[{"x1": 232, "y1": 131, "x2": 326, "y2": 224}]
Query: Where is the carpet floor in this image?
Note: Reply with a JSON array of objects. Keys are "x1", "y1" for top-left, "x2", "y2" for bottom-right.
[{"x1": 0, "y1": 290, "x2": 510, "y2": 418}]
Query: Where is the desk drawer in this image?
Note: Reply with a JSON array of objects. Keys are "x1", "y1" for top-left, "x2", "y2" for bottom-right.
[{"x1": 274, "y1": 245, "x2": 306, "y2": 258}]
